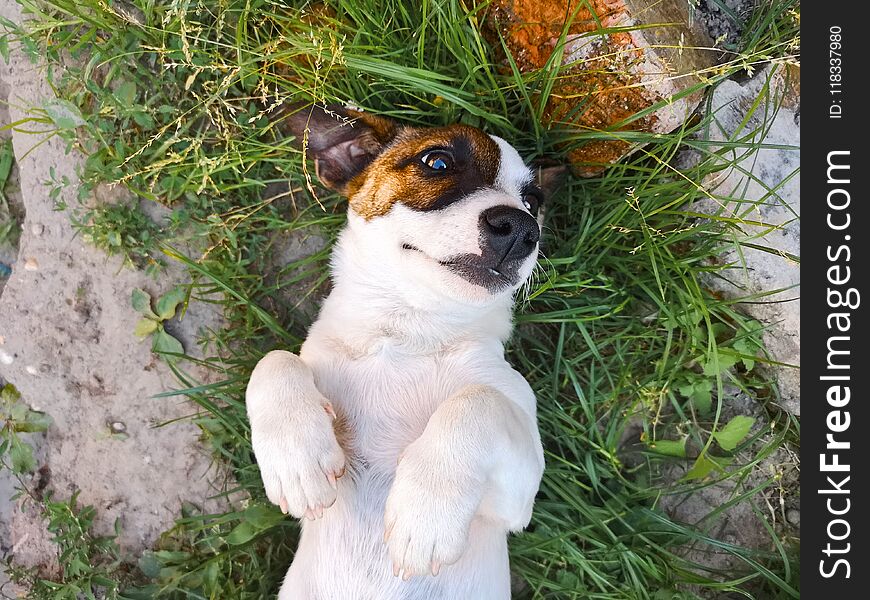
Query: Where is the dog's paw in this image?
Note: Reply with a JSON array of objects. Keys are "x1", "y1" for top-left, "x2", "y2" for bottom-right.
[
  {"x1": 252, "y1": 400, "x2": 346, "y2": 520},
  {"x1": 383, "y1": 440, "x2": 481, "y2": 579}
]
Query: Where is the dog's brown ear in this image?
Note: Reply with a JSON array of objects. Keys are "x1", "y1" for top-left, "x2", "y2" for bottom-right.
[
  {"x1": 532, "y1": 160, "x2": 569, "y2": 200},
  {"x1": 283, "y1": 103, "x2": 399, "y2": 194}
]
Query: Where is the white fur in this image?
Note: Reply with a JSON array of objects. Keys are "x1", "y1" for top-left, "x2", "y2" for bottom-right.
[{"x1": 246, "y1": 134, "x2": 545, "y2": 599}]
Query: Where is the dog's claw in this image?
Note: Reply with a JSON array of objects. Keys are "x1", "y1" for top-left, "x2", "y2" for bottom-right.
[
  {"x1": 402, "y1": 568, "x2": 412, "y2": 581},
  {"x1": 315, "y1": 504, "x2": 323, "y2": 519},
  {"x1": 327, "y1": 471, "x2": 337, "y2": 489},
  {"x1": 392, "y1": 562, "x2": 400, "y2": 578},
  {"x1": 323, "y1": 401, "x2": 337, "y2": 420},
  {"x1": 279, "y1": 497, "x2": 288, "y2": 514},
  {"x1": 304, "y1": 508, "x2": 315, "y2": 520},
  {"x1": 431, "y1": 561, "x2": 441, "y2": 576}
]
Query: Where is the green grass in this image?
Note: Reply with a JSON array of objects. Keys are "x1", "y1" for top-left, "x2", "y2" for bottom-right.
[{"x1": 1, "y1": 1, "x2": 799, "y2": 598}]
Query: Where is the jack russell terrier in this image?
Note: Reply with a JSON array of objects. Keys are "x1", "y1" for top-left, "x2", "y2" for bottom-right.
[{"x1": 246, "y1": 103, "x2": 562, "y2": 599}]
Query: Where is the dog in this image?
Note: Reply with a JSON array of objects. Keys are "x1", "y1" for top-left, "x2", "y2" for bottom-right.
[{"x1": 246, "y1": 103, "x2": 562, "y2": 599}]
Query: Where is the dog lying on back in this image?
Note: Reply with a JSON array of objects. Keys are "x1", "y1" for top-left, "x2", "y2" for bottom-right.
[{"x1": 246, "y1": 104, "x2": 561, "y2": 599}]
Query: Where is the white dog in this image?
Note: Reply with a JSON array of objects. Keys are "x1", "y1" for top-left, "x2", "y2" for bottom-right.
[{"x1": 246, "y1": 104, "x2": 561, "y2": 599}]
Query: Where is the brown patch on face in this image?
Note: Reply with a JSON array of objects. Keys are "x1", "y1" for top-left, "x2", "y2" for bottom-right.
[{"x1": 345, "y1": 124, "x2": 502, "y2": 219}]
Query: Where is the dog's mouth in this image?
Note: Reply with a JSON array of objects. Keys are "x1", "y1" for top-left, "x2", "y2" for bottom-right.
[{"x1": 402, "y1": 243, "x2": 516, "y2": 291}]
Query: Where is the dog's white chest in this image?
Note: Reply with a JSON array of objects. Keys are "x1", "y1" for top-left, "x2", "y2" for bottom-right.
[{"x1": 302, "y1": 337, "x2": 484, "y2": 470}]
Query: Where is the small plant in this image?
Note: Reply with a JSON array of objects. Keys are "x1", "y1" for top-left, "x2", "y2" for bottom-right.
[
  {"x1": 131, "y1": 286, "x2": 188, "y2": 362},
  {"x1": 73, "y1": 202, "x2": 167, "y2": 274},
  {"x1": 4, "y1": 492, "x2": 127, "y2": 600},
  {"x1": 0, "y1": 383, "x2": 51, "y2": 474}
]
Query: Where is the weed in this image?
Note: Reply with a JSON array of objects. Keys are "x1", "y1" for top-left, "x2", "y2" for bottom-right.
[
  {"x1": 0, "y1": 383, "x2": 51, "y2": 475},
  {"x1": 4, "y1": 492, "x2": 128, "y2": 600},
  {"x1": 131, "y1": 285, "x2": 189, "y2": 362}
]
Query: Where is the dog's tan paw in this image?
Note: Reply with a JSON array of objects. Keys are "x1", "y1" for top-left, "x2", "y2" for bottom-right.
[
  {"x1": 383, "y1": 440, "x2": 480, "y2": 579},
  {"x1": 253, "y1": 400, "x2": 346, "y2": 520}
]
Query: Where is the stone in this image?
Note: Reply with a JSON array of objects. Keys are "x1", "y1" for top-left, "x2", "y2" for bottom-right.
[
  {"x1": 690, "y1": 64, "x2": 800, "y2": 415},
  {"x1": 483, "y1": 0, "x2": 718, "y2": 175}
]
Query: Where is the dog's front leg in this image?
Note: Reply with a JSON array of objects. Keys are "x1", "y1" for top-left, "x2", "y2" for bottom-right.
[
  {"x1": 246, "y1": 350, "x2": 346, "y2": 519},
  {"x1": 383, "y1": 384, "x2": 544, "y2": 579}
]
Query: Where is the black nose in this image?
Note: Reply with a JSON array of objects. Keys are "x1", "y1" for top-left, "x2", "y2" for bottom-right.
[{"x1": 480, "y1": 206, "x2": 541, "y2": 263}]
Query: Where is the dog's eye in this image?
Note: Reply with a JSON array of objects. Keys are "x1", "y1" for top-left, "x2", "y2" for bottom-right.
[
  {"x1": 522, "y1": 194, "x2": 540, "y2": 215},
  {"x1": 421, "y1": 151, "x2": 453, "y2": 171}
]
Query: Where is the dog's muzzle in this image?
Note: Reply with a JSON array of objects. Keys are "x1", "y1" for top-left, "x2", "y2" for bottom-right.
[{"x1": 435, "y1": 205, "x2": 540, "y2": 292}]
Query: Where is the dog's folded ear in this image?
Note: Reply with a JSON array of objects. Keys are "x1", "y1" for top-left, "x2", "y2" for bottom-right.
[
  {"x1": 531, "y1": 160, "x2": 569, "y2": 201},
  {"x1": 282, "y1": 103, "x2": 399, "y2": 194}
]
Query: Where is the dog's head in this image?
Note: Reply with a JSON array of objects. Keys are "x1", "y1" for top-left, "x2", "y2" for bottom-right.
[{"x1": 286, "y1": 104, "x2": 565, "y2": 307}]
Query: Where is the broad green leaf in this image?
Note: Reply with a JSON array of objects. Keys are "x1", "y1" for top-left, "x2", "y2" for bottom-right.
[
  {"x1": 242, "y1": 503, "x2": 285, "y2": 529},
  {"x1": 683, "y1": 454, "x2": 717, "y2": 481},
  {"x1": 203, "y1": 560, "x2": 219, "y2": 589},
  {"x1": 677, "y1": 378, "x2": 712, "y2": 416},
  {"x1": 131, "y1": 110, "x2": 155, "y2": 129},
  {"x1": 44, "y1": 98, "x2": 86, "y2": 129},
  {"x1": 10, "y1": 437, "x2": 36, "y2": 473},
  {"x1": 683, "y1": 453, "x2": 732, "y2": 481},
  {"x1": 713, "y1": 416, "x2": 756, "y2": 451},
  {"x1": 152, "y1": 328, "x2": 184, "y2": 361},
  {"x1": 115, "y1": 81, "x2": 137, "y2": 106},
  {"x1": 14, "y1": 410, "x2": 52, "y2": 433},
  {"x1": 156, "y1": 286, "x2": 188, "y2": 321},
  {"x1": 733, "y1": 337, "x2": 759, "y2": 370},
  {"x1": 648, "y1": 438, "x2": 687, "y2": 458},
  {"x1": 9, "y1": 401, "x2": 27, "y2": 421},
  {"x1": 134, "y1": 317, "x2": 159, "y2": 338},
  {"x1": 1, "y1": 383, "x2": 21, "y2": 403},
  {"x1": 130, "y1": 288, "x2": 157, "y2": 318},
  {"x1": 702, "y1": 351, "x2": 739, "y2": 376},
  {"x1": 225, "y1": 521, "x2": 259, "y2": 546},
  {"x1": 0, "y1": 34, "x2": 9, "y2": 63},
  {"x1": 690, "y1": 381, "x2": 712, "y2": 416}
]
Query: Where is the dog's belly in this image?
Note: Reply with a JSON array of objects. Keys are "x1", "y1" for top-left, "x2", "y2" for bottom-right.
[
  {"x1": 279, "y1": 469, "x2": 510, "y2": 600},
  {"x1": 276, "y1": 341, "x2": 512, "y2": 599}
]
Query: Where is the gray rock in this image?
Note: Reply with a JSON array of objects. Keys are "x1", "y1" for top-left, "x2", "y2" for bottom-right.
[{"x1": 692, "y1": 64, "x2": 800, "y2": 415}]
